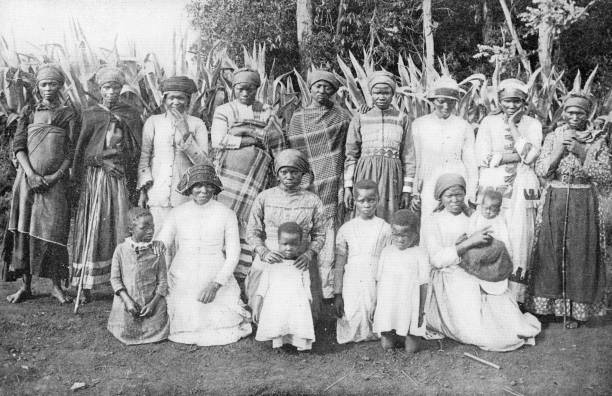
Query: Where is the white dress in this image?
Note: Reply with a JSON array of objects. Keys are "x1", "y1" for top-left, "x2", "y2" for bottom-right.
[
  {"x1": 255, "y1": 260, "x2": 315, "y2": 350},
  {"x1": 335, "y1": 217, "x2": 391, "y2": 344},
  {"x1": 157, "y1": 200, "x2": 252, "y2": 346},
  {"x1": 422, "y1": 210, "x2": 541, "y2": 352},
  {"x1": 373, "y1": 245, "x2": 429, "y2": 337}
]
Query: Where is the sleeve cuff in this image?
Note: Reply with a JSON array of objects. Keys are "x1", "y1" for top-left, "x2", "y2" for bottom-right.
[{"x1": 490, "y1": 152, "x2": 503, "y2": 167}]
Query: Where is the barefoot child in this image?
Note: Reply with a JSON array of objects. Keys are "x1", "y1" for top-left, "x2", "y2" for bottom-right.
[
  {"x1": 107, "y1": 207, "x2": 169, "y2": 345},
  {"x1": 373, "y1": 210, "x2": 428, "y2": 352},
  {"x1": 334, "y1": 180, "x2": 392, "y2": 344},
  {"x1": 253, "y1": 222, "x2": 315, "y2": 351}
]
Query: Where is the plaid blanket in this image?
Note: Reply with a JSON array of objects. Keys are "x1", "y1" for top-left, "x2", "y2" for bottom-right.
[{"x1": 287, "y1": 103, "x2": 351, "y2": 223}]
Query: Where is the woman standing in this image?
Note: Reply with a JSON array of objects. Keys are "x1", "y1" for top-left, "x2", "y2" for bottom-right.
[
  {"x1": 158, "y1": 164, "x2": 251, "y2": 345},
  {"x1": 2, "y1": 64, "x2": 79, "y2": 304},
  {"x1": 528, "y1": 94, "x2": 611, "y2": 327},
  {"x1": 475, "y1": 79, "x2": 542, "y2": 302},
  {"x1": 71, "y1": 66, "x2": 143, "y2": 303}
]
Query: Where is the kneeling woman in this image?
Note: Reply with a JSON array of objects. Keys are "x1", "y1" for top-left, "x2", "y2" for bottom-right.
[
  {"x1": 157, "y1": 165, "x2": 251, "y2": 346},
  {"x1": 422, "y1": 174, "x2": 540, "y2": 352}
]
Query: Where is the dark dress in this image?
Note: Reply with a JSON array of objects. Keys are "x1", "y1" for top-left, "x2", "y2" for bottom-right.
[{"x1": 1, "y1": 103, "x2": 79, "y2": 281}]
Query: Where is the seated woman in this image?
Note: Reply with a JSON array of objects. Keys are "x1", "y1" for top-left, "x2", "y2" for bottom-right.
[
  {"x1": 157, "y1": 164, "x2": 251, "y2": 346},
  {"x1": 422, "y1": 173, "x2": 540, "y2": 352}
]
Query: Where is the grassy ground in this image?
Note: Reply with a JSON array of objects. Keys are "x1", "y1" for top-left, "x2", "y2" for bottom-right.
[{"x1": 0, "y1": 280, "x2": 611, "y2": 395}]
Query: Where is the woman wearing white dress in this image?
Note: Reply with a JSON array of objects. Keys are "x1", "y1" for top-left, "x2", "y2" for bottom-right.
[
  {"x1": 158, "y1": 164, "x2": 252, "y2": 346},
  {"x1": 422, "y1": 173, "x2": 540, "y2": 352}
]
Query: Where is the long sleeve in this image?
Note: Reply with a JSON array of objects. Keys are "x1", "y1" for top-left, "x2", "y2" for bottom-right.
[
  {"x1": 246, "y1": 193, "x2": 268, "y2": 256},
  {"x1": 344, "y1": 115, "x2": 362, "y2": 188},
  {"x1": 308, "y1": 198, "x2": 327, "y2": 254},
  {"x1": 154, "y1": 254, "x2": 168, "y2": 297},
  {"x1": 375, "y1": 248, "x2": 388, "y2": 282},
  {"x1": 514, "y1": 119, "x2": 543, "y2": 165},
  {"x1": 211, "y1": 106, "x2": 241, "y2": 149},
  {"x1": 401, "y1": 116, "x2": 416, "y2": 193},
  {"x1": 72, "y1": 117, "x2": 94, "y2": 182},
  {"x1": 535, "y1": 132, "x2": 556, "y2": 178},
  {"x1": 156, "y1": 210, "x2": 176, "y2": 267},
  {"x1": 12, "y1": 106, "x2": 31, "y2": 154},
  {"x1": 178, "y1": 119, "x2": 210, "y2": 165},
  {"x1": 411, "y1": 123, "x2": 423, "y2": 195},
  {"x1": 584, "y1": 137, "x2": 612, "y2": 186},
  {"x1": 255, "y1": 264, "x2": 271, "y2": 297},
  {"x1": 417, "y1": 249, "x2": 431, "y2": 285},
  {"x1": 137, "y1": 116, "x2": 155, "y2": 189},
  {"x1": 65, "y1": 112, "x2": 81, "y2": 164},
  {"x1": 110, "y1": 246, "x2": 126, "y2": 293},
  {"x1": 215, "y1": 210, "x2": 241, "y2": 285},
  {"x1": 422, "y1": 215, "x2": 461, "y2": 269},
  {"x1": 474, "y1": 117, "x2": 499, "y2": 167},
  {"x1": 461, "y1": 122, "x2": 478, "y2": 202}
]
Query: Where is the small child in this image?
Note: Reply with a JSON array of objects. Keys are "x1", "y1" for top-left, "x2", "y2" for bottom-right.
[
  {"x1": 373, "y1": 210, "x2": 429, "y2": 352},
  {"x1": 334, "y1": 180, "x2": 392, "y2": 344},
  {"x1": 468, "y1": 188, "x2": 511, "y2": 254},
  {"x1": 107, "y1": 207, "x2": 169, "y2": 345},
  {"x1": 253, "y1": 222, "x2": 315, "y2": 351}
]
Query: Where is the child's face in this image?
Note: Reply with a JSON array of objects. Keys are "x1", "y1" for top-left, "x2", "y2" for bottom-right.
[
  {"x1": 277, "y1": 167, "x2": 304, "y2": 190},
  {"x1": 278, "y1": 231, "x2": 301, "y2": 259},
  {"x1": 391, "y1": 224, "x2": 418, "y2": 250},
  {"x1": 354, "y1": 188, "x2": 378, "y2": 218},
  {"x1": 480, "y1": 197, "x2": 501, "y2": 219},
  {"x1": 131, "y1": 215, "x2": 155, "y2": 243},
  {"x1": 441, "y1": 186, "x2": 465, "y2": 214}
]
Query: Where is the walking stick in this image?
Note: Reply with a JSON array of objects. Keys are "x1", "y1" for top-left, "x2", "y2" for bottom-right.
[{"x1": 561, "y1": 174, "x2": 572, "y2": 329}]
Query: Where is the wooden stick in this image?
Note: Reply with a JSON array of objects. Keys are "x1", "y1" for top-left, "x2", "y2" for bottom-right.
[
  {"x1": 502, "y1": 386, "x2": 524, "y2": 396},
  {"x1": 400, "y1": 370, "x2": 419, "y2": 386},
  {"x1": 323, "y1": 374, "x2": 348, "y2": 392},
  {"x1": 463, "y1": 352, "x2": 501, "y2": 370}
]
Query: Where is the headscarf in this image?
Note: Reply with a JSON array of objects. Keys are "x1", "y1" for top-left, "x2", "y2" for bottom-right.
[
  {"x1": 563, "y1": 94, "x2": 592, "y2": 113},
  {"x1": 433, "y1": 173, "x2": 466, "y2": 201},
  {"x1": 176, "y1": 164, "x2": 223, "y2": 196},
  {"x1": 368, "y1": 71, "x2": 396, "y2": 92},
  {"x1": 232, "y1": 68, "x2": 261, "y2": 88},
  {"x1": 36, "y1": 64, "x2": 65, "y2": 85},
  {"x1": 459, "y1": 239, "x2": 513, "y2": 295},
  {"x1": 498, "y1": 78, "x2": 528, "y2": 101},
  {"x1": 274, "y1": 149, "x2": 310, "y2": 175},
  {"x1": 161, "y1": 76, "x2": 198, "y2": 95},
  {"x1": 307, "y1": 70, "x2": 340, "y2": 91},
  {"x1": 428, "y1": 76, "x2": 464, "y2": 101},
  {"x1": 96, "y1": 66, "x2": 126, "y2": 86}
]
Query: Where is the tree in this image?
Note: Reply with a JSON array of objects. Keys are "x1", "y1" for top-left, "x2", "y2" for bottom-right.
[
  {"x1": 422, "y1": 0, "x2": 435, "y2": 83},
  {"x1": 296, "y1": 0, "x2": 314, "y2": 73}
]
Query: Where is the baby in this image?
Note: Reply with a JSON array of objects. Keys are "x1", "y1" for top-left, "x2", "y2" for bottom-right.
[
  {"x1": 468, "y1": 188, "x2": 511, "y2": 254},
  {"x1": 107, "y1": 207, "x2": 169, "y2": 345}
]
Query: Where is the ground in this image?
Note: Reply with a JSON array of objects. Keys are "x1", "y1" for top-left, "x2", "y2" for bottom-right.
[{"x1": 0, "y1": 280, "x2": 611, "y2": 395}]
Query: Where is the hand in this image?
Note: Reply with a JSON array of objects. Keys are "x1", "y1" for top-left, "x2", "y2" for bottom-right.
[
  {"x1": 169, "y1": 108, "x2": 190, "y2": 141},
  {"x1": 26, "y1": 172, "x2": 48, "y2": 193},
  {"x1": 358, "y1": 104, "x2": 371, "y2": 114},
  {"x1": 100, "y1": 159, "x2": 124, "y2": 178},
  {"x1": 139, "y1": 299, "x2": 158, "y2": 317},
  {"x1": 508, "y1": 110, "x2": 523, "y2": 127},
  {"x1": 251, "y1": 295, "x2": 263, "y2": 325},
  {"x1": 123, "y1": 296, "x2": 141, "y2": 318},
  {"x1": 410, "y1": 194, "x2": 421, "y2": 212},
  {"x1": 465, "y1": 226, "x2": 493, "y2": 248},
  {"x1": 334, "y1": 294, "x2": 344, "y2": 318},
  {"x1": 563, "y1": 138, "x2": 586, "y2": 160},
  {"x1": 455, "y1": 233, "x2": 468, "y2": 245},
  {"x1": 400, "y1": 192, "x2": 411, "y2": 209},
  {"x1": 262, "y1": 249, "x2": 284, "y2": 264},
  {"x1": 294, "y1": 250, "x2": 315, "y2": 271},
  {"x1": 344, "y1": 187, "x2": 354, "y2": 210},
  {"x1": 198, "y1": 282, "x2": 221, "y2": 304},
  {"x1": 151, "y1": 241, "x2": 166, "y2": 256},
  {"x1": 138, "y1": 189, "x2": 149, "y2": 208}
]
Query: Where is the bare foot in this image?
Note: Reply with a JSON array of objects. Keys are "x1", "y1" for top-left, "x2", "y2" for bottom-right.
[
  {"x1": 50, "y1": 287, "x2": 73, "y2": 304},
  {"x1": 381, "y1": 334, "x2": 395, "y2": 350},
  {"x1": 6, "y1": 287, "x2": 32, "y2": 303},
  {"x1": 404, "y1": 335, "x2": 420, "y2": 353}
]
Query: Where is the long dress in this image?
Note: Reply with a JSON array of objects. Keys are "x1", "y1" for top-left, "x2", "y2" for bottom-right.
[
  {"x1": 71, "y1": 102, "x2": 142, "y2": 289},
  {"x1": 255, "y1": 260, "x2": 315, "y2": 350},
  {"x1": 335, "y1": 216, "x2": 391, "y2": 344},
  {"x1": 245, "y1": 187, "x2": 326, "y2": 319},
  {"x1": 211, "y1": 100, "x2": 286, "y2": 278},
  {"x1": 157, "y1": 200, "x2": 252, "y2": 346},
  {"x1": 412, "y1": 113, "x2": 478, "y2": 219},
  {"x1": 287, "y1": 101, "x2": 352, "y2": 298},
  {"x1": 373, "y1": 245, "x2": 429, "y2": 337},
  {"x1": 1, "y1": 103, "x2": 78, "y2": 282},
  {"x1": 107, "y1": 239, "x2": 169, "y2": 345},
  {"x1": 344, "y1": 107, "x2": 416, "y2": 222},
  {"x1": 475, "y1": 112, "x2": 542, "y2": 301},
  {"x1": 422, "y1": 210, "x2": 541, "y2": 352},
  {"x1": 527, "y1": 125, "x2": 611, "y2": 322}
]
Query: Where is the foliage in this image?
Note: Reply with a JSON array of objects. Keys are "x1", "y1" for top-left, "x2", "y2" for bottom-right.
[{"x1": 519, "y1": 0, "x2": 594, "y2": 38}]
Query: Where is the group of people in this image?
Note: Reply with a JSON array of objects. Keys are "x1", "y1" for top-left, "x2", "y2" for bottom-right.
[{"x1": 1, "y1": 62, "x2": 610, "y2": 353}]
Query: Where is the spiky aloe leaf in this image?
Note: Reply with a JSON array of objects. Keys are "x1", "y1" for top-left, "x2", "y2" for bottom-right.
[
  {"x1": 336, "y1": 55, "x2": 367, "y2": 109},
  {"x1": 293, "y1": 69, "x2": 311, "y2": 108}
]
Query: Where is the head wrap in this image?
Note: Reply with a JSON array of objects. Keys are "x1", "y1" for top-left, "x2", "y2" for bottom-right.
[
  {"x1": 428, "y1": 76, "x2": 464, "y2": 101},
  {"x1": 176, "y1": 164, "x2": 223, "y2": 196},
  {"x1": 307, "y1": 70, "x2": 340, "y2": 91},
  {"x1": 274, "y1": 149, "x2": 310, "y2": 175},
  {"x1": 563, "y1": 94, "x2": 592, "y2": 113},
  {"x1": 434, "y1": 173, "x2": 466, "y2": 201},
  {"x1": 161, "y1": 76, "x2": 198, "y2": 95},
  {"x1": 36, "y1": 64, "x2": 65, "y2": 85},
  {"x1": 498, "y1": 78, "x2": 528, "y2": 101},
  {"x1": 232, "y1": 68, "x2": 261, "y2": 88},
  {"x1": 459, "y1": 239, "x2": 512, "y2": 295},
  {"x1": 96, "y1": 66, "x2": 126, "y2": 86},
  {"x1": 368, "y1": 71, "x2": 396, "y2": 92}
]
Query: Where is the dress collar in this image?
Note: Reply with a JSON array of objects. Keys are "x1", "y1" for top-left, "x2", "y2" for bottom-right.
[{"x1": 127, "y1": 237, "x2": 152, "y2": 253}]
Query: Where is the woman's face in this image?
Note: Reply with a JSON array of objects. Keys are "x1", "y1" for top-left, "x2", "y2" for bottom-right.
[
  {"x1": 190, "y1": 183, "x2": 217, "y2": 205},
  {"x1": 371, "y1": 84, "x2": 394, "y2": 109},
  {"x1": 37, "y1": 79, "x2": 61, "y2": 102},
  {"x1": 310, "y1": 81, "x2": 335, "y2": 105},
  {"x1": 164, "y1": 91, "x2": 190, "y2": 113},
  {"x1": 433, "y1": 98, "x2": 456, "y2": 119},
  {"x1": 441, "y1": 185, "x2": 466, "y2": 215},
  {"x1": 100, "y1": 82, "x2": 122, "y2": 105},
  {"x1": 500, "y1": 97, "x2": 524, "y2": 116},
  {"x1": 564, "y1": 106, "x2": 588, "y2": 130},
  {"x1": 234, "y1": 83, "x2": 257, "y2": 106},
  {"x1": 277, "y1": 167, "x2": 304, "y2": 190}
]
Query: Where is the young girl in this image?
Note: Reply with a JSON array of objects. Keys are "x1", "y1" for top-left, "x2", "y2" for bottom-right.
[
  {"x1": 373, "y1": 210, "x2": 429, "y2": 352},
  {"x1": 344, "y1": 71, "x2": 416, "y2": 222},
  {"x1": 107, "y1": 207, "x2": 169, "y2": 345},
  {"x1": 334, "y1": 180, "x2": 392, "y2": 344},
  {"x1": 253, "y1": 222, "x2": 315, "y2": 351}
]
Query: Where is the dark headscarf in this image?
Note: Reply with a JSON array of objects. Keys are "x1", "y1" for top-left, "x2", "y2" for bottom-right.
[
  {"x1": 96, "y1": 66, "x2": 126, "y2": 86},
  {"x1": 307, "y1": 70, "x2": 340, "y2": 91},
  {"x1": 274, "y1": 149, "x2": 310, "y2": 175},
  {"x1": 177, "y1": 164, "x2": 223, "y2": 196},
  {"x1": 161, "y1": 76, "x2": 198, "y2": 95},
  {"x1": 233, "y1": 68, "x2": 261, "y2": 87},
  {"x1": 36, "y1": 64, "x2": 65, "y2": 85},
  {"x1": 563, "y1": 94, "x2": 592, "y2": 113},
  {"x1": 434, "y1": 173, "x2": 466, "y2": 201}
]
